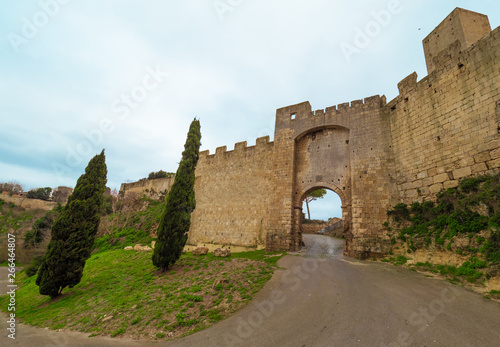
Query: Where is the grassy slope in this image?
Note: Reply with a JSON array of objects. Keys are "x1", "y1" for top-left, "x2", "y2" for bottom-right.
[
  {"x1": 92, "y1": 199, "x2": 164, "y2": 253},
  {"x1": 0, "y1": 198, "x2": 49, "y2": 263},
  {"x1": 0, "y1": 249, "x2": 284, "y2": 341}
]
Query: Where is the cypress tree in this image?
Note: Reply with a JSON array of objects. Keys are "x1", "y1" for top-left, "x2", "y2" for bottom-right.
[
  {"x1": 36, "y1": 150, "x2": 107, "y2": 298},
  {"x1": 153, "y1": 119, "x2": 201, "y2": 271}
]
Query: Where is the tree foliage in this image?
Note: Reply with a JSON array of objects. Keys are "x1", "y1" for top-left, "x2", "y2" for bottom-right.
[
  {"x1": 153, "y1": 119, "x2": 201, "y2": 271},
  {"x1": 26, "y1": 187, "x2": 52, "y2": 200},
  {"x1": 148, "y1": 170, "x2": 175, "y2": 180},
  {"x1": 304, "y1": 189, "x2": 327, "y2": 220},
  {"x1": 0, "y1": 181, "x2": 24, "y2": 195},
  {"x1": 36, "y1": 150, "x2": 107, "y2": 298}
]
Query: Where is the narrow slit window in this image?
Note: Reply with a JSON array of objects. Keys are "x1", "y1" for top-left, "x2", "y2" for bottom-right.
[{"x1": 290, "y1": 113, "x2": 296, "y2": 120}]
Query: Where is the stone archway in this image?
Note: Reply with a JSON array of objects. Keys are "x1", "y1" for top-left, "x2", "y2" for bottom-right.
[{"x1": 292, "y1": 126, "x2": 353, "y2": 254}]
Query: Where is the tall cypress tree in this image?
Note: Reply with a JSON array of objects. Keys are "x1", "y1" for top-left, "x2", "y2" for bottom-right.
[
  {"x1": 153, "y1": 119, "x2": 201, "y2": 271},
  {"x1": 36, "y1": 150, "x2": 107, "y2": 298}
]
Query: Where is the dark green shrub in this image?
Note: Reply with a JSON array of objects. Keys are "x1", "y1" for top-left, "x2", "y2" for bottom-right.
[
  {"x1": 26, "y1": 187, "x2": 52, "y2": 201},
  {"x1": 25, "y1": 256, "x2": 44, "y2": 277},
  {"x1": 36, "y1": 150, "x2": 107, "y2": 298}
]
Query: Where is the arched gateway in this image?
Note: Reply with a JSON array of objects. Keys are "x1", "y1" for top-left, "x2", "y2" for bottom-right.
[
  {"x1": 121, "y1": 9, "x2": 500, "y2": 258},
  {"x1": 188, "y1": 96, "x2": 396, "y2": 257}
]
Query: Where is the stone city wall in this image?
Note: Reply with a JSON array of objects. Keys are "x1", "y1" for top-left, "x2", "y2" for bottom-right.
[{"x1": 121, "y1": 8, "x2": 500, "y2": 257}]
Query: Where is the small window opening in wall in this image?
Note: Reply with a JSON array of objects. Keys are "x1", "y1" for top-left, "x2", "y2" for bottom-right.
[
  {"x1": 437, "y1": 136, "x2": 441, "y2": 141},
  {"x1": 458, "y1": 63, "x2": 464, "y2": 69},
  {"x1": 497, "y1": 124, "x2": 500, "y2": 134},
  {"x1": 345, "y1": 140, "x2": 349, "y2": 144},
  {"x1": 404, "y1": 97, "x2": 409, "y2": 102},
  {"x1": 290, "y1": 113, "x2": 296, "y2": 120},
  {"x1": 390, "y1": 106, "x2": 396, "y2": 111}
]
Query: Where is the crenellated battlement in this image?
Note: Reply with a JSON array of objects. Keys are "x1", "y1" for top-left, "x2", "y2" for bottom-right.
[
  {"x1": 277, "y1": 95, "x2": 386, "y2": 121},
  {"x1": 275, "y1": 95, "x2": 387, "y2": 136},
  {"x1": 199, "y1": 135, "x2": 274, "y2": 162},
  {"x1": 323, "y1": 95, "x2": 387, "y2": 115}
]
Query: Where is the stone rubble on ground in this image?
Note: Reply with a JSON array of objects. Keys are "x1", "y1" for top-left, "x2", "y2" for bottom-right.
[
  {"x1": 192, "y1": 246, "x2": 209, "y2": 255},
  {"x1": 214, "y1": 247, "x2": 231, "y2": 257}
]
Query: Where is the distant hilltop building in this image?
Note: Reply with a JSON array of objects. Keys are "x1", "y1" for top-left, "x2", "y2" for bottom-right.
[
  {"x1": 52, "y1": 186, "x2": 73, "y2": 203},
  {"x1": 123, "y1": 8, "x2": 500, "y2": 258}
]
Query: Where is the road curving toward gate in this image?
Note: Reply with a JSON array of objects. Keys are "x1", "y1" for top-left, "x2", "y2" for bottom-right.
[
  {"x1": 167, "y1": 234, "x2": 500, "y2": 347},
  {"x1": 1, "y1": 234, "x2": 500, "y2": 346}
]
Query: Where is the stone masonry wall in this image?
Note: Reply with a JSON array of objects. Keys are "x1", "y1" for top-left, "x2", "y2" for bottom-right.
[
  {"x1": 119, "y1": 177, "x2": 174, "y2": 200},
  {"x1": 389, "y1": 25, "x2": 500, "y2": 204},
  {"x1": 272, "y1": 95, "x2": 398, "y2": 256},
  {"x1": 301, "y1": 221, "x2": 328, "y2": 234},
  {"x1": 0, "y1": 193, "x2": 57, "y2": 211},
  {"x1": 189, "y1": 136, "x2": 281, "y2": 249}
]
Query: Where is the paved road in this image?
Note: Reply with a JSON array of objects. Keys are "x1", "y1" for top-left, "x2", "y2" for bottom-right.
[
  {"x1": 1, "y1": 235, "x2": 500, "y2": 346},
  {"x1": 167, "y1": 235, "x2": 500, "y2": 347}
]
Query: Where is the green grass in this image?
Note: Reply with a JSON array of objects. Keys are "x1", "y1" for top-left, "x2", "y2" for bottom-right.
[
  {"x1": 0, "y1": 248, "x2": 285, "y2": 340},
  {"x1": 406, "y1": 257, "x2": 492, "y2": 284}
]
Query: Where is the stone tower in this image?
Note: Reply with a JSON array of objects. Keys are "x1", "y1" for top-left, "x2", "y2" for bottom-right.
[{"x1": 423, "y1": 7, "x2": 491, "y2": 74}]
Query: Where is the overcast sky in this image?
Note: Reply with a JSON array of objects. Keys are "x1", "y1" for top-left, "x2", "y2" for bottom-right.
[{"x1": 1, "y1": 1, "x2": 499, "y2": 220}]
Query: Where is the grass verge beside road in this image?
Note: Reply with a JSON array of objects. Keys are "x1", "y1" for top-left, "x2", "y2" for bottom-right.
[{"x1": 0, "y1": 249, "x2": 285, "y2": 341}]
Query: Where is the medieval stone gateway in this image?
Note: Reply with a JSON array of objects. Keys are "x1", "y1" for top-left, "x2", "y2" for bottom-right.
[{"x1": 121, "y1": 8, "x2": 500, "y2": 257}]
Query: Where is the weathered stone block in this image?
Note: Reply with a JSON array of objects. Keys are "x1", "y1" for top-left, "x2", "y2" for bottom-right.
[
  {"x1": 443, "y1": 180, "x2": 459, "y2": 189},
  {"x1": 133, "y1": 244, "x2": 152, "y2": 252},
  {"x1": 474, "y1": 152, "x2": 491, "y2": 163},
  {"x1": 192, "y1": 247, "x2": 209, "y2": 255},
  {"x1": 490, "y1": 147, "x2": 500, "y2": 159},
  {"x1": 417, "y1": 171, "x2": 428, "y2": 179},
  {"x1": 453, "y1": 167, "x2": 472, "y2": 179},
  {"x1": 472, "y1": 162, "x2": 488, "y2": 173},
  {"x1": 433, "y1": 173, "x2": 449, "y2": 184},
  {"x1": 429, "y1": 183, "x2": 444, "y2": 194}
]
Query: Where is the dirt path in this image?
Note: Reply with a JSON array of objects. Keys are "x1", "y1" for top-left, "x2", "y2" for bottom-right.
[{"x1": 1, "y1": 235, "x2": 500, "y2": 346}]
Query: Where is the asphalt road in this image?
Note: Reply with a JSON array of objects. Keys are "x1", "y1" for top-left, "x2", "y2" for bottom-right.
[{"x1": 1, "y1": 235, "x2": 500, "y2": 346}]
